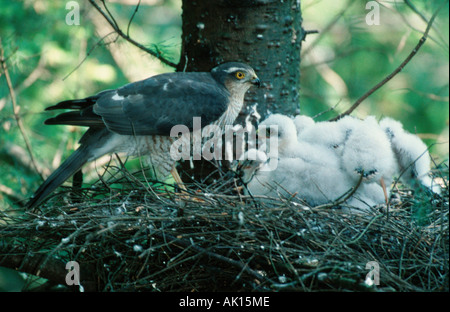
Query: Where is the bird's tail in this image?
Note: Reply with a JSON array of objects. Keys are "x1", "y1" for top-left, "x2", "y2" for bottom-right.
[{"x1": 26, "y1": 147, "x2": 90, "y2": 210}]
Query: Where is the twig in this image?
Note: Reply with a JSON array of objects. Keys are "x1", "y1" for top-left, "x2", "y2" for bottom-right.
[
  {"x1": 403, "y1": 0, "x2": 448, "y2": 50},
  {"x1": 329, "y1": 1, "x2": 448, "y2": 121},
  {"x1": 126, "y1": 0, "x2": 141, "y2": 37},
  {"x1": 157, "y1": 232, "x2": 275, "y2": 288},
  {"x1": 301, "y1": 0, "x2": 355, "y2": 57},
  {"x1": 312, "y1": 100, "x2": 342, "y2": 119},
  {"x1": 0, "y1": 53, "x2": 47, "y2": 110},
  {"x1": 88, "y1": 0, "x2": 177, "y2": 68},
  {"x1": 0, "y1": 38, "x2": 44, "y2": 181},
  {"x1": 344, "y1": 213, "x2": 383, "y2": 245},
  {"x1": 63, "y1": 31, "x2": 118, "y2": 81},
  {"x1": 0, "y1": 245, "x2": 97, "y2": 291},
  {"x1": 100, "y1": 0, "x2": 120, "y2": 30},
  {"x1": 311, "y1": 172, "x2": 364, "y2": 210},
  {"x1": 1, "y1": 142, "x2": 51, "y2": 177}
]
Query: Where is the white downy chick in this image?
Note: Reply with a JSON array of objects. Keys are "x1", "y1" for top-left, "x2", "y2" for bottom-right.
[
  {"x1": 379, "y1": 117, "x2": 441, "y2": 194},
  {"x1": 295, "y1": 116, "x2": 349, "y2": 154},
  {"x1": 293, "y1": 115, "x2": 397, "y2": 186},
  {"x1": 239, "y1": 149, "x2": 384, "y2": 211},
  {"x1": 293, "y1": 115, "x2": 315, "y2": 137},
  {"x1": 258, "y1": 114, "x2": 300, "y2": 158},
  {"x1": 258, "y1": 114, "x2": 337, "y2": 167},
  {"x1": 339, "y1": 116, "x2": 397, "y2": 187},
  {"x1": 292, "y1": 115, "x2": 397, "y2": 206},
  {"x1": 237, "y1": 148, "x2": 269, "y2": 184},
  {"x1": 345, "y1": 182, "x2": 387, "y2": 211},
  {"x1": 240, "y1": 149, "x2": 353, "y2": 205},
  {"x1": 242, "y1": 114, "x2": 351, "y2": 204}
]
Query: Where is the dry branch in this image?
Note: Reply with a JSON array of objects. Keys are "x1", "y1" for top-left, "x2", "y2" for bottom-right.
[{"x1": 0, "y1": 38, "x2": 44, "y2": 181}]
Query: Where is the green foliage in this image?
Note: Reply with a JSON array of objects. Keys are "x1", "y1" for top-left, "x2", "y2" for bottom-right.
[
  {"x1": 0, "y1": 0, "x2": 181, "y2": 208},
  {"x1": 300, "y1": 0, "x2": 449, "y2": 157}
]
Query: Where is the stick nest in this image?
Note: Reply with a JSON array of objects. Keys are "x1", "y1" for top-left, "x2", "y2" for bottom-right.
[{"x1": 1, "y1": 163, "x2": 448, "y2": 292}]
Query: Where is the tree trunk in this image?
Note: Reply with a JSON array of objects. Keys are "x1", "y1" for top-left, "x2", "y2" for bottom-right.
[
  {"x1": 176, "y1": 1, "x2": 304, "y2": 182},
  {"x1": 177, "y1": 0, "x2": 304, "y2": 119}
]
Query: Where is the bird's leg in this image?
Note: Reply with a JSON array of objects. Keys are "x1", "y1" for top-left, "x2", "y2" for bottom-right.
[
  {"x1": 170, "y1": 166, "x2": 187, "y2": 217},
  {"x1": 70, "y1": 169, "x2": 84, "y2": 207},
  {"x1": 379, "y1": 177, "x2": 389, "y2": 207},
  {"x1": 171, "y1": 167, "x2": 187, "y2": 192}
]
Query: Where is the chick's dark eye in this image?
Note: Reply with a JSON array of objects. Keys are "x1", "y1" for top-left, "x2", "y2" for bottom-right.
[{"x1": 235, "y1": 71, "x2": 246, "y2": 79}]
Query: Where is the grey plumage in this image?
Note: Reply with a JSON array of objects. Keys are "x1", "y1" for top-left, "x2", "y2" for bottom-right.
[{"x1": 26, "y1": 128, "x2": 112, "y2": 209}]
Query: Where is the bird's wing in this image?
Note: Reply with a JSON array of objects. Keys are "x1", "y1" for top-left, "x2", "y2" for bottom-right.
[
  {"x1": 45, "y1": 72, "x2": 230, "y2": 136},
  {"x1": 45, "y1": 89, "x2": 114, "y2": 111},
  {"x1": 94, "y1": 72, "x2": 230, "y2": 135},
  {"x1": 45, "y1": 107, "x2": 105, "y2": 128}
]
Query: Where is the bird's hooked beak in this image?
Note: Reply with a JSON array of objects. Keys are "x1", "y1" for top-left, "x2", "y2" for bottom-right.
[{"x1": 251, "y1": 76, "x2": 261, "y2": 88}]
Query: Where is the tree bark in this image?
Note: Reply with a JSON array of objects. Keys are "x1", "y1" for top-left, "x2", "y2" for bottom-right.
[{"x1": 178, "y1": 0, "x2": 304, "y2": 118}]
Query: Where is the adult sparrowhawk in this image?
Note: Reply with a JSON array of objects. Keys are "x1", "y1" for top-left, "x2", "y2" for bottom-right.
[{"x1": 26, "y1": 62, "x2": 260, "y2": 209}]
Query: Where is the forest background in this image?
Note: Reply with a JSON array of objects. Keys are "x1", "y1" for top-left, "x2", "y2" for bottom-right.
[{"x1": 0, "y1": 0, "x2": 448, "y2": 221}]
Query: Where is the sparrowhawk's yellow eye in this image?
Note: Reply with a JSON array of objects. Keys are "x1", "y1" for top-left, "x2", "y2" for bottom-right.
[{"x1": 235, "y1": 71, "x2": 246, "y2": 79}]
